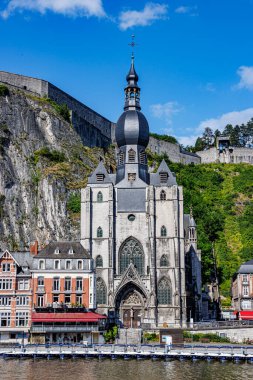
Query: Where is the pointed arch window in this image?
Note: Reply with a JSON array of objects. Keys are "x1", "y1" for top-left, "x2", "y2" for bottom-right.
[
  {"x1": 128, "y1": 149, "x2": 136, "y2": 163},
  {"x1": 161, "y1": 226, "x2": 167, "y2": 237},
  {"x1": 97, "y1": 191, "x2": 103, "y2": 203},
  {"x1": 160, "y1": 254, "x2": 169, "y2": 267},
  {"x1": 160, "y1": 190, "x2": 166, "y2": 201},
  {"x1": 96, "y1": 255, "x2": 103, "y2": 268},
  {"x1": 119, "y1": 238, "x2": 144, "y2": 275},
  {"x1": 96, "y1": 278, "x2": 107, "y2": 305},
  {"x1": 158, "y1": 277, "x2": 172, "y2": 305},
  {"x1": 97, "y1": 227, "x2": 103, "y2": 238},
  {"x1": 139, "y1": 150, "x2": 146, "y2": 165}
]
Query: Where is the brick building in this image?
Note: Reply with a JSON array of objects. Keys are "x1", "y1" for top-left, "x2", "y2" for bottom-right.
[
  {"x1": 30, "y1": 241, "x2": 104, "y2": 344},
  {"x1": 232, "y1": 259, "x2": 253, "y2": 312},
  {"x1": 0, "y1": 250, "x2": 33, "y2": 344}
]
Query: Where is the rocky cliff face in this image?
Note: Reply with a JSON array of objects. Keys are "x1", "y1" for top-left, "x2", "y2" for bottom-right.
[{"x1": 0, "y1": 85, "x2": 115, "y2": 250}]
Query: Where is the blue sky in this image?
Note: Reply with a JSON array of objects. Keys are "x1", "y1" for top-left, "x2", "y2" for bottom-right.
[{"x1": 1, "y1": 0, "x2": 253, "y2": 146}]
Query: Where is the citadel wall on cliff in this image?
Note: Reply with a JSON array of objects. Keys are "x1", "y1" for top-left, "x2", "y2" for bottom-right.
[
  {"x1": 0, "y1": 71, "x2": 202, "y2": 165},
  {"x1": 0, "y1": 71, "x2": 113, "y2": 148}
]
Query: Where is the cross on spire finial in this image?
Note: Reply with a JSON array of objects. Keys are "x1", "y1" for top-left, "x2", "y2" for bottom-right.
[{"x1": 128, "y1": 34, "x2": 137, "y2": 60}]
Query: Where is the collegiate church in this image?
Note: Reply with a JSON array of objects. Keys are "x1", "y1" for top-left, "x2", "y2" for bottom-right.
[{"x1": 80, "y1": 56, "x2": 202, "y2": 328}]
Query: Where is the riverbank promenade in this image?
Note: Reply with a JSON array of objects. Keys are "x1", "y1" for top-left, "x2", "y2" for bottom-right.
[{"x1": 1, "y1": 343, "x2": 253, "y2": 363}]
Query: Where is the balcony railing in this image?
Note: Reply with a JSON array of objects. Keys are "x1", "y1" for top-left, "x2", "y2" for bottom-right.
[
  {"x1": 31, "y1": 325, "x2": 100, "y2": 333},
  {"x1": 36, "y1": 285, "x2": 45, "y2": 293}
]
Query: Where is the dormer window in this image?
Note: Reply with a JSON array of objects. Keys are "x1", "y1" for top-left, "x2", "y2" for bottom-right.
[
  {"x1": 128, "y1": 149, "x2": 136, "y2": 163},
  {"x1": 96, "y1": 174, "x2": 104, "y2": 182},
  {"x1": 54, "y1": 247, "x2": 60, "y2": 254},
  {"x1": 159, "y1": 172, "x2": 168, "y2": 183},
  {"x1": 68, "y1": 248, "x2": 74, "y2": 255},
  {"x1": 39, "y1": 260, "x2": 45, "y2": 270}
]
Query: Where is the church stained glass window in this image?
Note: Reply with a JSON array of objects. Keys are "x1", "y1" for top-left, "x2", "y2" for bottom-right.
[
  {"x1": 158, "y1": 277, "x2": 172, "y2": 305},
  {"x1": 96, "y1": 278, "x2": 107, "y2": 305},
  {"x1": 119, "y1": 238, "x2": 144, "y2": 275},
  {"x1": 160, "y1": 190, "x2": 166, "y2": 201},
  {"x1": 160, "y1": 254, "x2": 169, "y2": 267},
  {"x1": 97, "y1": 192, "x2": 103, "y2": 203},
  {"x1": 161, "y1": 226, "x2": 167, "y2": 237},
  {"x1": 96, "y1": 255, "x2": 103, "y2": 268},
  {"x1": 97, "y1": 227, "x2": 103, "y2": 238}
]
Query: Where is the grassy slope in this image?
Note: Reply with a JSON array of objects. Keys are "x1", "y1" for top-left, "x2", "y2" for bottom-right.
[{"x1": 147, "y1": 151, "x2": 253, "y2": 301}]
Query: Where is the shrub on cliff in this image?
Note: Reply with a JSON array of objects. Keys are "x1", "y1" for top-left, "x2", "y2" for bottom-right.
[
  {"x1": 67, "y1": 193, "x2": 81, "y2": 214},
  {"x1": 32, "y1": 147, "x2": 66, "y2": 164},
  {"x1": 0, "y1": 84, "x2": 9, "y2": 96}
]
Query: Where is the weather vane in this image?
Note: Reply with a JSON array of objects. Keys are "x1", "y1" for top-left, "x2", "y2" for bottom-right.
[{"x1": 128, "y1": 34, "x2": 137, "y2": 59}]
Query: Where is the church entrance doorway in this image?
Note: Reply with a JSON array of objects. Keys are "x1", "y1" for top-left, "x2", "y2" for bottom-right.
[{"x1": 121, "y1": 291, "x2": 143, "y2": 328}]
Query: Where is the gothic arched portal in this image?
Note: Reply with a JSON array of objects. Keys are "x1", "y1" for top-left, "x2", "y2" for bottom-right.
[
  {"x1": 115, "y1": 283, "x2": 146, "y2": 328},
  {"x1": 119, "y1": 237, "x2": 144, "y2": 275}
]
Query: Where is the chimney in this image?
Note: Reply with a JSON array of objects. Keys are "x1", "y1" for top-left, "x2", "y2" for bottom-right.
[{"x1": 30, "y1": 241, "x2": 38, "y2": 255}]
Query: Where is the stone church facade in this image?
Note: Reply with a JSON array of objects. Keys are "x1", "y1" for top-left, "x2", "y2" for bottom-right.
[{"x1": 80, "y1": 58, "x2": 202, "y2": 328}]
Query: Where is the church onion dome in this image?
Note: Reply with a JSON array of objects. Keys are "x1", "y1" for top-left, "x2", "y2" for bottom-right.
[
  {"x1": 116, "y1": 110, "x2": 149, "y2": 148},
  {"x1": 116, "y1": 55, "x2": 150, "y2": 148}
]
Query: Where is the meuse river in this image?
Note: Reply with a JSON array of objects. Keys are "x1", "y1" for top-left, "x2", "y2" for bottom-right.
[{"x1": 0, "y1": 359, "x2": 252, "y2": 380}]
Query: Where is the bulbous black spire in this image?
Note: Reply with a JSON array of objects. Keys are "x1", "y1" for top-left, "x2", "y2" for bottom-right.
[{"x1": 116, "y1": 55, "x2": 149, "y2": 149}]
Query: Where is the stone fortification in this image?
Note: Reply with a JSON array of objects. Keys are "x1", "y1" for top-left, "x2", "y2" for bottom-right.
[
  {"x1": 0, "y1": 71, "x2": 113, "y2": 148},
  {"x1": 148, "y1": 136, "x2": 201, "y2": 164},
  {"x1": 197, "y1": 146, "x2": 253, "y2": 164}
]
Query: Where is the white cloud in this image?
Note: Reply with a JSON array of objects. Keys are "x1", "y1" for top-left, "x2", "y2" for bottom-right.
[
  {"x1": 175, "y1": 5, "x2": 198, "y2": 16},
  {"x1": 177, "y1": 135, "x2": 199, "y2": 146},
  {"x1": 150, "y1": 101, "x2": 182, "y2": 125},
  {"x1": 119, "y1": 3, "x2": 168, "y2": 31},
  {"x1": 178, "y1": 108, "x2": 253, "y2": 147},
  {"x1": 1, "y1": 0, "x2": 106, "y2": 19},
  {"x1": 197, "y1": 108, "x2": 253, "y2": 132},
  {"x1": 235, "y1": 66, "x2": 253, "y2": 91}
]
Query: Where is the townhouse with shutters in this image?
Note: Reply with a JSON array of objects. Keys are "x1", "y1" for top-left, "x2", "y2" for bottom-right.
[{"x1": 0, "y1": 242, "x2": 106, "y2": 344}]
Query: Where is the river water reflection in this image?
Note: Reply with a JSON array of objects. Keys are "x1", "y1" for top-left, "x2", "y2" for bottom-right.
[{"x1": 0, "y1": 359, "x2": 253, "y2": 380}]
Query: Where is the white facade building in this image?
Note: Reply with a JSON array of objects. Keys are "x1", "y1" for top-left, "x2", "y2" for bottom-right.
[{"x1": 81, "y1": 57, "x2": 202, "y2": 328}]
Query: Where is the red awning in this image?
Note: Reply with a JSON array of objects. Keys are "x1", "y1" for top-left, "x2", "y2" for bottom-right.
[
  {"x1": 237, "y1": 311, "x2": 253, "y2": 320},
  {"x1": 32, "y1": 312, "x2": 106, "y2": 323}
]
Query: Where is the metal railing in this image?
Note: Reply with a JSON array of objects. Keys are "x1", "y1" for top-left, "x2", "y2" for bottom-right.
[
  {"x1": 189, "y1": 320, "x2": 253, "y2": 330},
  {"x1": 31, "y1": 325, "x2": 100, "y2": 333}
]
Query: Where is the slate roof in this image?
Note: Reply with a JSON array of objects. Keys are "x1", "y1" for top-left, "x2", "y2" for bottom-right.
[
  {"x1": 36, "y1": 241, "x2": 90, "y2": 259},
  {"x1": 238, "y1": 259, "x2": 253, "y2": 274},
  {"x1": 88, "y1": 161, "x2": 115, "y2": 184},
  {"x1": 150, "y1": 159, "x2": 177, "y2": 186},
  {"x1": 184, "y1": 214, "x2": 196, "y2": 229}
]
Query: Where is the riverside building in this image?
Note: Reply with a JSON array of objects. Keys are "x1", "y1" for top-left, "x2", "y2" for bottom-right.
[
  {"x1": 81, "y1": 56, "x2": 202, "y2": 328},
  {"x1": 232, "y1": 259, "x2": 253, "y2": 320},
  {"x1": 30, "y1": 241, "x2": 106, "y2": 344},
  {"x1": 0, "y1": 242, "x2": 106, "y2": 344},
  {"x1": 0, "y1": 250, "x2": 33, "y2": 344}
]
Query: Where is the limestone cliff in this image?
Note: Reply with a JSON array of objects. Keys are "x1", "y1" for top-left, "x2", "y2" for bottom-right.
[{"x1": 0, "y1": 84, "x2": 115, "y2": 250}]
